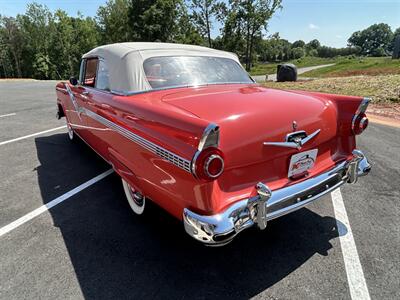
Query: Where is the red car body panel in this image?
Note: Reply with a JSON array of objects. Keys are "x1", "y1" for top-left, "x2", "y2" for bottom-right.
[{"x1": 56, "y1": 82, "x2": 364, "y2": 220}]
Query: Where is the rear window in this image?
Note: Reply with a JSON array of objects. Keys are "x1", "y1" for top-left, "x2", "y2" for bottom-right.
[
  {"x1": 96, "y1": 59, "x2": 110, "y2": 91},
  {"x1": 143, "y1": 56, "x2": 253, "y2": 89}
]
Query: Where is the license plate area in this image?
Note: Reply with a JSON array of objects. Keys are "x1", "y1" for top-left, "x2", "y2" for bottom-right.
[
  {"x1": 288, "y1": 149, "x2": 318, "y2": 178},
  {"x1": 269, "y1": 173, "x2": 341, "y2": 213}
]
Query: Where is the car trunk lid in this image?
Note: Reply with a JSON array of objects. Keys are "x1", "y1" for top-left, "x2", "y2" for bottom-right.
[{"x1": 162, "y1": 84, "x2": 346, "y2": 191}]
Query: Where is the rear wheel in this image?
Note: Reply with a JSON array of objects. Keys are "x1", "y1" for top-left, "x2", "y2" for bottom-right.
[{"x1": 122, "y1": 178, "x2": 145, "y2": 215}]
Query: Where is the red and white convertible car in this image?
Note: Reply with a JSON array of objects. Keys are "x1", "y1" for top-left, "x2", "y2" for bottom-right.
[{"x1": 56, "y1": 43, "x2": 371, "y2": 246}]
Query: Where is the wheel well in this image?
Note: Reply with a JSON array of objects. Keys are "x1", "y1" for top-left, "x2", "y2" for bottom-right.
[{"x1": 57, "y1": 103, "x2": 65, "y2": 118}]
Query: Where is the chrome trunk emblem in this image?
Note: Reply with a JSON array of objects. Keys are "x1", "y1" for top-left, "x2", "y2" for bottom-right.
[{"x1": 264, "y1": 129, "x2": 321, "y2": 150}]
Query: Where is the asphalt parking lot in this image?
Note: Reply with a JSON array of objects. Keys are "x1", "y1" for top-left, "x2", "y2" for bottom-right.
[{"x1": 0, "y1": 80, "x2": 399, "y2": 300}]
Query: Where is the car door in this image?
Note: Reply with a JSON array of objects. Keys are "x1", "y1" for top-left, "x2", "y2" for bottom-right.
[
  {"x1": 79, "y1": 57, "x2": 115, "y2": 161},
  {"x1": 68, "y1": 58, "x2": 100, "y2": 143},
  {"x1": 62, "y1": 60, "x2": 88, "y2": 138}
]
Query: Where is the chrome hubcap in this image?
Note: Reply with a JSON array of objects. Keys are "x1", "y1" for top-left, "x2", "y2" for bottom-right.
[
  {"x1": 67, "y1": 122, "x2": 73, "y2": 139},
  {"x1": 129, "y1": 187, "x2": 144, "y2": 207}
]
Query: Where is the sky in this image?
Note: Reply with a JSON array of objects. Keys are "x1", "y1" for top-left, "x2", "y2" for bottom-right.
[{"x1": 0, "y1": 0, "x2": 399, "y2": 48}]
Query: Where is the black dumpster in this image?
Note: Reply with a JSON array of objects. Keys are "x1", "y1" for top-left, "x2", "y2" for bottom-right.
[{"x1": 277, "y1": 63, "x2": 297, "y2": 82}]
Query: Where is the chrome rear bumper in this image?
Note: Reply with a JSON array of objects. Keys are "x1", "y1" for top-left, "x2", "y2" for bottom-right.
[{"x1": 183, "y1": 150, "x2": 371, "y2": 246}]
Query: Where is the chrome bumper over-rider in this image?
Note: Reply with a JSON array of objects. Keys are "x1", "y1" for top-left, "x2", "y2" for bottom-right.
[{"x1": 183, "y1": 150, "x2": 371, "y2": 246}]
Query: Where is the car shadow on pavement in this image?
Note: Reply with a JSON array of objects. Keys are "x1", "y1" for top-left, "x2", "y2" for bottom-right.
[{"x1": 35, "y1": 133, "x2": 343, "y2": 299}]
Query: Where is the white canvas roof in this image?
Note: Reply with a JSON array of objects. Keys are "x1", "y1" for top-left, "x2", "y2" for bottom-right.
[{"x1": 82, "y1": 42, "x2": 241, "y2": 94}]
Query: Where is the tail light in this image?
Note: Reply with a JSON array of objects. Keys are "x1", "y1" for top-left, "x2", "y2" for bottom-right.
[
  {"x1": 192, "y1": 123, "x2": 224, "y2": 181},
  {"x1": 352, "y1": 98, "x2": 370, "y2": 135},
  {"x1": 193, "y1": 148, "x2": 224, "y2": 180},
  {"x1": 352, "y1": 113, "x2": 369, "y2": 135}
]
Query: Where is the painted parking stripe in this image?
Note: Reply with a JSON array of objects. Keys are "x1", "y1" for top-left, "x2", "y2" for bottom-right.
[
  {"x1": 331, "y1": 188, "x2": 371, "y2": 300},
  {"x1": 0, "y1": 113, "x2": 16, "y2": 118},
  {"x1": 0, "y1": 125, "x2": 66, "y2": 146},
  {"x1": 0, "y1": 169, "x2": 113, "y2": 238}
]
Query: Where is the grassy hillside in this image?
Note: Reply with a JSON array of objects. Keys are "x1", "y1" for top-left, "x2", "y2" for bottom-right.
[
  {"x1": 251, "y1": 56, "x2": 399, "y2": 77},
  {"x1": 301, "y1": 57, "x2": 400, "y2": 77},
  {"x1": 262, "y1": 74, "x2": 400, "y2": 103},
  {"x1": 250, "y1": 57, "x2": 338, "y2": 75}
]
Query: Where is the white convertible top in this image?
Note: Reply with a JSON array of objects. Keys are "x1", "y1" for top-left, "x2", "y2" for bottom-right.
[{"x1": 82, "y1": 42, "x2": 240, "y2": 93}]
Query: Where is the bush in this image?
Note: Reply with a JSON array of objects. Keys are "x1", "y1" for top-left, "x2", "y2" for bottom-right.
[
  {"x1": 370, "y1": 47, "x2": 386, "y2": 57},
  {"x1": 308, "y1": 49, "x2": 318, "y2": 57},
  {"x1": 291, "y1": 47, "x2": 305, "y2": 59}
]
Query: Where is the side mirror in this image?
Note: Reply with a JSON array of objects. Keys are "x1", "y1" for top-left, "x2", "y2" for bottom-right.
[{"x1": 69, "y1": 77, "x2": 78, "y2": 86}]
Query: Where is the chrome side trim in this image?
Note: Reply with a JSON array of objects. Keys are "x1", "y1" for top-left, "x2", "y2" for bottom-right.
[
  {"x1": 82, "y1": 108, "x2": 192, "y2": 173},
  {"x1": 190, "y1": 151, "x2": 202, "y2": 177},
  {"x1": 264, "y1": 129, "x2": 321, "y2": 150},
  {"x1": 64, "y1": 83, "x2": 83, "y2": 120},
  {"x1": 60, "y1": 83, "x2": 193, "y2": 173},
  {"x1": 183, "y1": 149, "x2": 371, "y2": 246}
]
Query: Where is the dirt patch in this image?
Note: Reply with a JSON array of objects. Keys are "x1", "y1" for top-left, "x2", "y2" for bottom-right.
[
  {"x1": 368, "y1": 103, "x2": 400, "y2": 121},
  {"x1": 329, "y1": 67, "x2": 400, "y2": 77},
  {"x1": 263, "y1": 75, "x2": 400, "y2": 104}
]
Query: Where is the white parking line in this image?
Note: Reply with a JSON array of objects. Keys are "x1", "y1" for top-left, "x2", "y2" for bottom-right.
[
  {"x1": 0, "y1": 125, "x2": 66, "y2": 146},
  {"x1": 0, "y1": 169, "x2": 113, "y2": 237},
  {"x1": 331, "y1": 188, "x2": 371, "y2": 300},
  {"x1": 0, "y1": 113, "x2": 16, "y2": 118}
]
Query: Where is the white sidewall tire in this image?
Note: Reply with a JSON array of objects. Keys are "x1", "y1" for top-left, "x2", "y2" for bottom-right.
[
  {"x1": 66, "y1": 119, "x2": 74, "y2": 140},
  {"x1": 122, "y1": 178, "x2": 145, "y2": 215}
]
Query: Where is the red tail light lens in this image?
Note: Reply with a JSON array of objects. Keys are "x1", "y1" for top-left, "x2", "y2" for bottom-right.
[
  {"x1": 352, "y1": 113, "x2": 369, "y2": 135},
  {"x1": 205, "y1": 154, "x2": 224, "y2": 178},
  {"x1": 193, "y1": 148, "x2": 224, "y2": 180}
]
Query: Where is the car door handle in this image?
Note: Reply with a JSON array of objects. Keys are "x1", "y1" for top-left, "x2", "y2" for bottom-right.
[{"x1": 82, "y1": 91, "x2": 90, "y2": 96}]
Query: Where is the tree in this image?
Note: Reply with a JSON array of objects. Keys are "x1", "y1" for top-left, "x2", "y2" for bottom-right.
[
  {"x1": 129, "y1": 0, "x2": 182, "y2": 42},
  {"x1": 220, "y1": 7, "x2": 245, "y2": 56},
  {"x1": 223, "y1": 0, "x2": 282, "y2": 71},
  {"x1": 190, "y1": 0, "x2": 226, "y2": 47},
  {"x1": 348, "y1": 23, "x2": 393, "y2": 56},
  {"x1": 50, "y1": 12, "x2": 99, "y2": 78},
  {"x1": 394, "y1": 27, "x2": 400, "y2": 39},
  {"x1": 0, "y1": 16, "x2": 23, "y2": 77},
  {"x1": 391, "y1": 27, "x2": 400, "y2": 54},
  {"x1": 291, "y1": 47, "x2": 304, "y2": 59},
  {"x1": 291, "y1": 40, "x2": 305, "y2": 49},
  {"x1": 307, "y1": 39, "x2": 320, "y2": 49},
  {"x1": 316, "y1": 45, "x2": 360, "y2": 58},
  {"x1": 173, "y1": 3, "x2": 204, "y2": 44},
  {"x1": 17, "y1": 3, "x2": 55, "y2": 78},
  {"x1": 308, "y1": 48, "x2": 318, "y2": 57},
  {"x1": 97, "y1": 0, "x2": 131, "y2": 43},
  {"x1": 304, "y1": 39, "x2": 320, "y2": 55},
  {"x1": 0, "y1": 3, "x2": 100, "y2": 80}
]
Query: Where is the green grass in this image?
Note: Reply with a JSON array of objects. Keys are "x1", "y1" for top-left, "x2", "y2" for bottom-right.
[
  {"x1": 262, "y1": 74, "x2": 400, "y2": 103},
  {"x1": 301, "y1": 57, "x2": 400, "y2": 78},
  {"x1": 250, "y1": 57, "x2": 339, "y2": 76},
  {"x1": 251, "y1": 56, "x2": 400, "y2": 77}
]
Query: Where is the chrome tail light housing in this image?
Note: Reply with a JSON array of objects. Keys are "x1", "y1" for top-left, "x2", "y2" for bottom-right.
[
  {"x1": 192, "y1": 124, "x2": 225, "y2": 180},
  {"x1": 352, "y1": 98, "x2": 370, "y2": 135}
]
